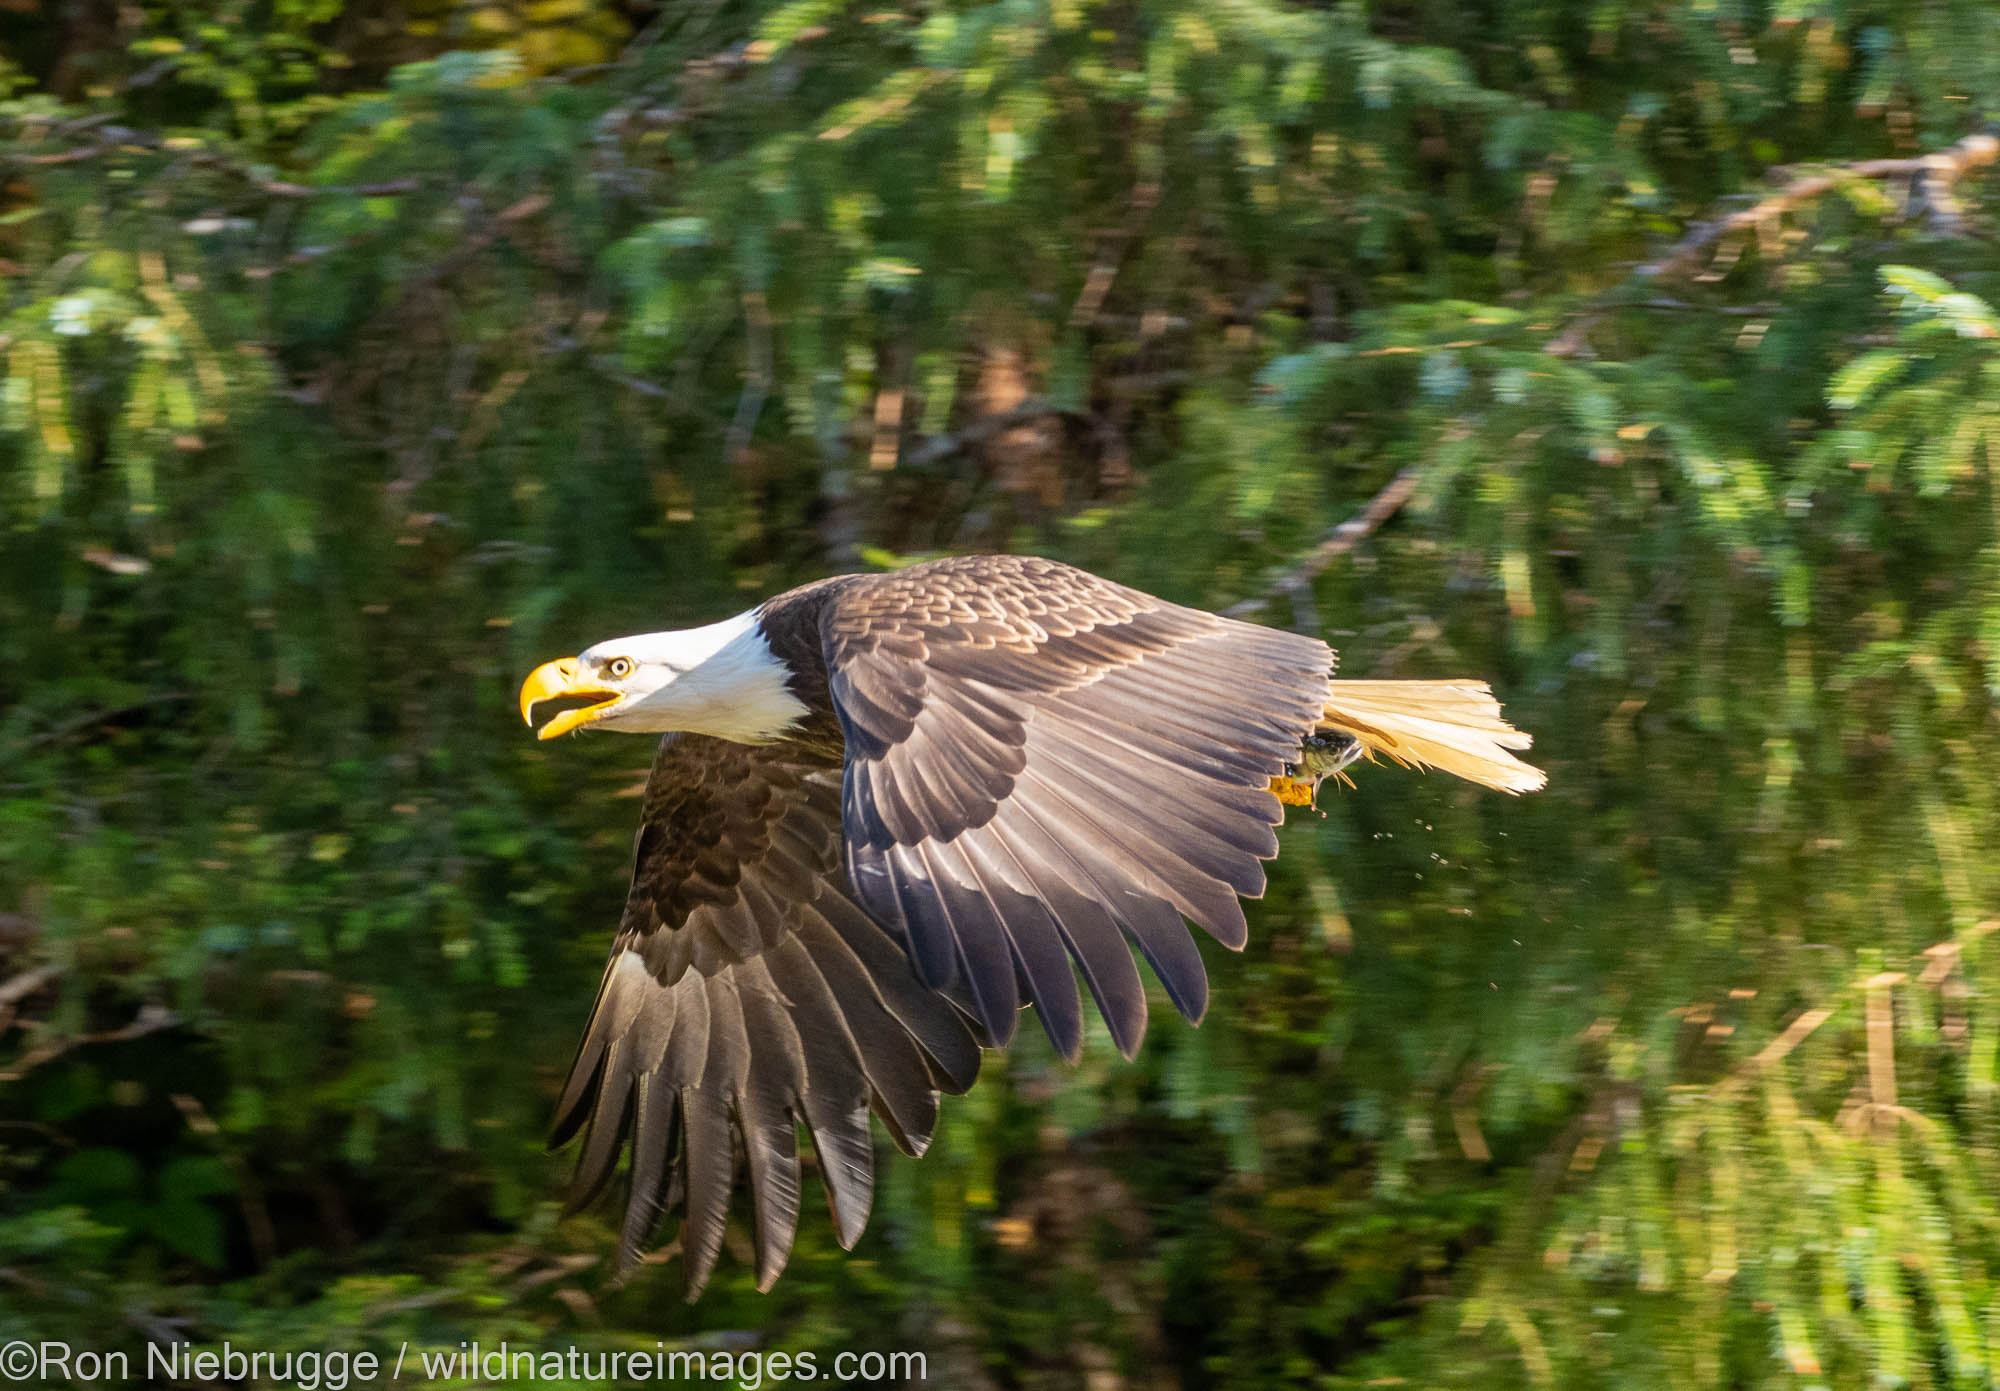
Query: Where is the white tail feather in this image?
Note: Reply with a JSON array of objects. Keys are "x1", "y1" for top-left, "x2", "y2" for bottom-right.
[{"x1": 1320, "y1": 680, "x2": 1546, "y2": 794}]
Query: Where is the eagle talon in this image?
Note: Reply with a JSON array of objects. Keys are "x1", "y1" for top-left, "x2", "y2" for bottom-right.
[
  {"x1": 1272, "y1": 732, "x2": 1364, "y2": 811},
  {"x1": 1271, "y1": 776, "x2": 1319, "y2": 808}
]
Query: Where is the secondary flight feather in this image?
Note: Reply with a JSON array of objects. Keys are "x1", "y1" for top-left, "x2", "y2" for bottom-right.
[{"x1": 518, "y1": 554, "x2": 1543, "y2": 1297}]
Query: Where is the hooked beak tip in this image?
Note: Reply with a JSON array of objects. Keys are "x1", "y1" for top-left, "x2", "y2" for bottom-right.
[{"x1": 519, "y1": 657, "x2": 620, "y2": 739}]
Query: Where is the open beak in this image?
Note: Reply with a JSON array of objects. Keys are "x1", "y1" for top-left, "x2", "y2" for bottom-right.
[{"x1": 519, "y1": 657, "x2": 623, "y2": 741}]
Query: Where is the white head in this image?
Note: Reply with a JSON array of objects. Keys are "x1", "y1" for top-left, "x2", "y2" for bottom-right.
[{"x1": 518, "y1": 608, "x2": 810, "y2": 745}]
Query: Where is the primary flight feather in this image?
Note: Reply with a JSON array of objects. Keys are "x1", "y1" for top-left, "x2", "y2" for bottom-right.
[{"x1": 518, "y1": 554, "x2": 1543, "y2": 1297}]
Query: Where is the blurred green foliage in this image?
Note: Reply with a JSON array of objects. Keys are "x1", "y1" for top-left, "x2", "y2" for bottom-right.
[{"x1": 5, "y1": 1, "x2": 2000, "y2": 1386}]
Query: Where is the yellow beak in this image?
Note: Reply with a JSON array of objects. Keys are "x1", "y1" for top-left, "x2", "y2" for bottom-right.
[{"x1": 519, "y1": 657, "x2": 623, "y2": 741}]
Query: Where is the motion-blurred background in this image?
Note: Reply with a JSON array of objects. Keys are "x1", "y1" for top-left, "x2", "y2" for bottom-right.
[{"x1": 4, "y1": 2, "x2": 2000, "y2": 1387}]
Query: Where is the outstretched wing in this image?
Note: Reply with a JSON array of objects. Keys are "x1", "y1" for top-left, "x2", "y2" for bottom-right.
[
  {"x1": 824, "y1": 555, "x2": 1332, "y2": 1062},
  {"x1": 552, "y1": 734, "x2": 981, "y2": 1299}
]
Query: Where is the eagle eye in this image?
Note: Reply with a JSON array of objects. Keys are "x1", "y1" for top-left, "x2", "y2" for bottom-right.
[{"x1": 605, "y1": 656, "x2": 633, "y2": 679}]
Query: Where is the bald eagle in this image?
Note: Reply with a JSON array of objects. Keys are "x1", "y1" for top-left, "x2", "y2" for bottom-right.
[{"x1": 519, "y1": 555, "x2": 1542, "y2": 1297}]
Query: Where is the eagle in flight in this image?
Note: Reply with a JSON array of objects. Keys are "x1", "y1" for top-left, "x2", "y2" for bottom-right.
[{"x1": 518, "y1": 554, "x2": 1542, "y2": 1297}]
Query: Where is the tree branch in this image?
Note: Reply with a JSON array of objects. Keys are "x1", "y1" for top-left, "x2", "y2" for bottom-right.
[
  {"x1": 1547, "y1": 130, "x2": 2000, "y2": 358},
  {"x1": 1069, "y1": 179, "x2": 1161, "y2": 328},
  {"x1": 0, "y1": 966, "x2": 60, "y2": 1010},
  {"x1": 0, "y1": 1004, "x2": 181, "y2": 1083},
  {"x1": 900, "y1": 401, "x2": 1085, "y2": 472},
  {"x1": 1644, "y1": 132, "x2": 1999, "y2": 283},
  {"x1": 6, "y1": 692, "x2": 190, "y2": 756},
  {"x1": 1222, "y1": 466, "x2": 1423, "y2": 621},
  {"x1": 0, "y1": 965, "x2": 60, "y2": 1036},
  {"x1": 10, "y1": 122, "x2": 419, "y2": 199}
]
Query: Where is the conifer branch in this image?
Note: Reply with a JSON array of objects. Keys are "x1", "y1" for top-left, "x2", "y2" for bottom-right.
[
  {"x1": 1547, "y1": 130, "x2": 2000, "y2": 357},
  {"x1": 1223, "y1": 467, "x2": 1424, "y2": 621},
  {"x1": 9, "y1": 120, "x2": 419, "y2": 198}
]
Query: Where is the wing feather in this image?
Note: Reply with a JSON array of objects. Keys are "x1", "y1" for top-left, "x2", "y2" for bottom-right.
[
  {"x1": 567, "y1": 1042, "x2": 635, "y2": 1213},
  {"x1": 786, "y1": 911, "x2": 947, "y2": 1152},
  {"x1": 826, "y1": 556, "x2": 1331, "y2": 1059},
  {"x1": 678, "y1": 1083, "x2": 734, "y2": 1295},
  {"x1": 1011, "y1": 763, "x2": 1252, "y2": 948},
  {"x1": 551, "y1": 735, "x2": 980, "y2": 1298},
  {"x1": 810, "y1": 888, "x2": 985, "y2": 1087},
  {"x1": 907, "y1": 839, "x2": 1023, "y2": 1046},
  {"x1": 954, "y1": 831, "x2": 1086, "y2": 1060},
  {"x1": 620, "y1": 1076, "x2": 676, "y2": 1261}
]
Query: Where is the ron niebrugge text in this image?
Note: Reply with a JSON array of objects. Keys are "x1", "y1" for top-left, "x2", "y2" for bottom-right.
[
  {"x1": 6, "y1": 1341, "x2": 377, "y2": 1389},
  {"x1": 7, "y1": 1339, "x2": 927, "y2": 1386}
]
